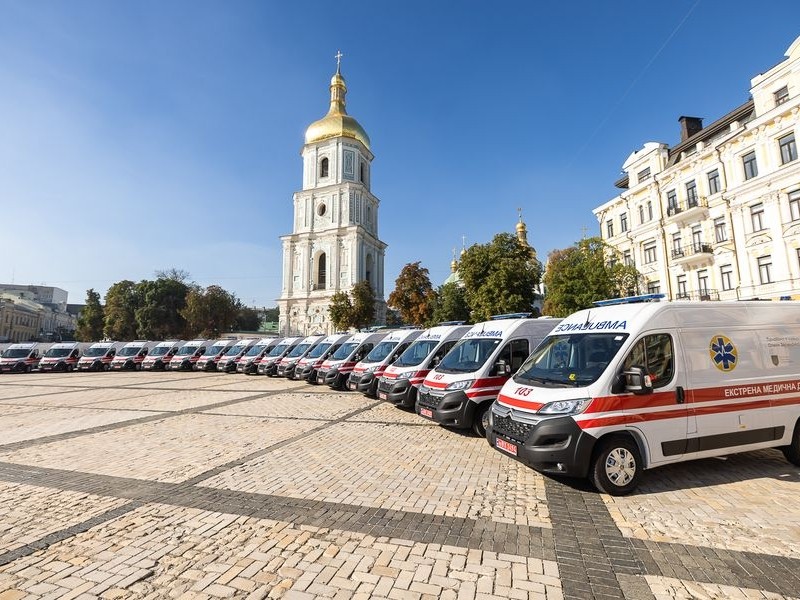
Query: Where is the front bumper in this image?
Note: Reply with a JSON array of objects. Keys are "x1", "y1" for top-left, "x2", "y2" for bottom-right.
[
  {"x1": 487, "y1": 405, "x2": 596, "y2": 478},
  {"x1": 237, "y1": 360, "x2": 258, "y2": 374},
  {"x1": 347, "y1": 371, "x2": 377, "y2": 394},
  {"x1": 258, "y1": 361, "x2": 278, "y2": 376},
  {"x1": 142, "y1": 360, "x2": 165, "y2": 371},
  {"x1": 0, "y1": 362, "x2": 27, "y2": 373},
  {"x1": 298, "y1": 364, "x2": 318, "y2": 382},
  {"x1": 416, "y1": 388, "x2": 475, "y2": 429},
  {"x1": 77, "y1": 359, "x2": 103, "y2": 371},
  {"x1": 39, "y1": 361, "x2": 66, "y2": 372},
  {"x1": 323, "y1": 367, "x2": 346, "y2": 389},
  {"x1": 218, "y1": 359, "x2": 238, "y2": 373},
  {"x1": 276, "y1": 362, "x2": 297, "y2": 378},
  {"x1": 170, "y1": 359, "x2": 193, "y2": 371},
  {"x1": 376, "y1": 377, "x2": 416, "y2": 407}
]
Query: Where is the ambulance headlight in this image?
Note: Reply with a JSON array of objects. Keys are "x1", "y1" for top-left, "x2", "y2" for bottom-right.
[
  {"x1": 446, "y1": 379, "x2": 474, "y2": 391},
  {"x1": 396, "y1": 371, "x2": 412, "y2": 380},
  {"x1": 363, "y1": 365, "x2": 377, "y2": 373},
  {"x1": 537, "y1": 399, "x2": 591, "y2": 415}
]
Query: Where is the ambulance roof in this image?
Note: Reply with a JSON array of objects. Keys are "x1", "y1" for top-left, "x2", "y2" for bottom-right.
[
  {"x1": 154, "y1": 340, "x2": 181, "y2": 348},
  {"x1": 122, "y1": 341, "x2": 147, "y2": 348},
  {"x1": 50, "y1": 342, "x2": 78, "y2": 349},
  {"x1": 382, "y1": 328, "x2": 421, "y2": 342},
  {"x1": 417, "y1": 324, "x2": 470, "y2": 341},
  {"x1": 299, "y1": 334, "x2": 324, "y2": 344},
  {"x1": 89, "y1": 342, "x2": 115, "y2": 348},
  {"x1": 320, "y1": 333, "x2": 351, "y2": 344},
  {"x1": 8, "y1": 343, "x2": 36, "y2": 349},
  {"x1": 182, "y1": 340, "x2": 205, "y2": 347}
]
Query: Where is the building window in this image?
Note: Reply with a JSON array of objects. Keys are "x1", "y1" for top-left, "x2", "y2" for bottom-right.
[
  {"x1": 639, "y1": 205, "x2": 645, "y2": 224},
  {"x1": 775, "y1": 86, "x2": 789, "y2": 106},
  {"x1": 620, "y1": 212, "x2": 628, "y2": 233},
  {"x1": 742, "y1": 151, "x2": 758, "y2": 180},
  {"x1": 750, "y1": 203, "x2": 765, "y2": 232},
  {"x1": 320, "y1": 157, "x2": 329, "y2": 178},
  {"x1": 686, "y1": 180, "x2": 698, "y2": 207},
  {"x1": 672, "y1": 233, "x2": 682, "y2": 258},
  {"x1": 691, "y1": 225, "x2": 703, "y2": 251},
  {"x1": 637, "y1": 167, "x2": 651, "y2": 183},
  {"x1": 623, "y1": 250, "x2": 633, "y2": 266},
  {"x1": 647, "y1": 201, "x2": 653, "y2": 221},
  {"x1": 643, "y1": 241, "x2": 657, "y2": 264},
  {"x1": 697, "y1": 270, "x2": 709, "y2": 298},
  {"x1": 317, "y1": 253, "x2": 327, "y2": 289},
  {"x1": 779, "y1": 133, "x2": 797, "y2": 165},
  {"x1": 606, "y1": 220, "x2": 614, "y2": 238},
  {"x1": 757, "y1": 255, "x2": 772, "y2": 284},
  {"x1": 667, "y1": 190, "x2": 678, "y2": 215},
  {"x1": 359, "y1": 162, "x2": 365, "y2": 182},
  {"x1": 676, "y1": 275, "x2": 687, "y2": 299},
  {"x1": 720, "y1": 264, "x2": 733, "y2": 291},
  {"x1": 790, "y1": 190, "x2": 800, "y2": 222},
  {"x1": 646, "y1": 280, "x2": 660, "y2": 294},
  {"x1": 714, "y1": 217, "x2": 727, "y2": 243},
  {"x1": 707, "y1": 169, "x2": 720, "y2": 195}
]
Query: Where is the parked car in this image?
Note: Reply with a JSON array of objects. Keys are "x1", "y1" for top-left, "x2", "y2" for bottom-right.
[
  {"x1": 168, "y1": 340, "x2": 208, "y2": 371},
  {"x1": 0, "y1": 343, "x2": 43, "y2": 373},
  {"x1": 276, "y1": 335, "x2": 324, "y2": 378},
  {"x1": 142, "y1": 340, "x2": 183, "y2": 371},
  {"x1": 77, "y1": 342, "x2": 120, "y2": 372},
  {"x1": 110, "y1": 341, "x2": 152, "y2": 371},
  {"x1": 217, "y1": 339, "x2": 259, "y2": 373},
  {"x1": 348, "y1": 328, "x2": 422, "y2": 396},
  {"x1": 318, "y1": 331, "x2": 389, "y2": 390},
  {"x1": 237, "y1": 338, "x2": 281, "y2": 374},
  {"x1": 293, "y1": 333, "x2": 350, "y2": 382},
  {"x1": 38, "y1": 342, "x2": 81, "y2": 372},
  {"x1": 195, "y1": 339, "x2": 237, "y2": 372}
]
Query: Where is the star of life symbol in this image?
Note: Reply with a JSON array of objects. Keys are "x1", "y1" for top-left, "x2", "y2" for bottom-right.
[{"x1": 710, "y1": 335, "x2": 737, "y2": 371}]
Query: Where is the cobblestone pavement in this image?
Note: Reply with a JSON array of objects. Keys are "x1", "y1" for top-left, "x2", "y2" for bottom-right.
[{"x1": 0, "y1": 372, "x2": 798, "y2": 599}]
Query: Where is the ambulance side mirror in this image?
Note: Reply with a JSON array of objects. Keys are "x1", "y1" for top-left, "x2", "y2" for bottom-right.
[
  {"x1": 494, "y1": 359, "x2": 511, "y2": 376},
  {"x1": 622, "y1": 365, "x2": 653, "y2": 395}
]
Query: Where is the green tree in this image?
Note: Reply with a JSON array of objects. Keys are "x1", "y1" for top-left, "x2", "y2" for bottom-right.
[
  {"x1": 328, "y1": 291, "x2": 353, "y2": 331},
  {"x1": 388, "y1": 262, "x2": 436, "y2": 326},
  {"x1": 351, "y1": 281, "x2": 376, "y2": 329},
  {"x1": 181, "y1": 285, "x2": 240, "y2": 338},
  {"x1": 261, "y1": 307, "x2": 280, "y2": 322},
  {"x1": 430, "y1": 282, "x2": 470, "y2": 325},
  {"x1": 542, "y1": 236, "x2": 642, "y2": 317},
  {"x1": 458, "y1": 232, "x2": 543, "y2": 322},
  {"x1": 234, "y1": 306, "x2": 261, "y2": 331},
  {"x1": 103, "y1": 280, "x2": 139, "y2": 341},
  {"x1": 134, "y1": 277, "x2": 189, "y2": 339},
  {"x1": 75, "y1": 289, "x2": 105, "y2": 341}
]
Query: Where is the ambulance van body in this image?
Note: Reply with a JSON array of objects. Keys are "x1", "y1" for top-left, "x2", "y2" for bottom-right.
[
  {"x1": 169, "y1": 340, "x2": 208, "y2": 371},
  {"x1": 378, "y1": 324, "x2": 471, "y2": 409},
  {"x1": 347, "y1": 328, "x2": 422, "y2": 396},
  {"x1": 0, "y1": 343, "x2": 43, "y2": 373},
  {"x1": 257, "y1": 337, "x2": 302, "y2": 376},
  {"x1": 77, "y1": 342, "x2": 119, "y2": 371},
  {"x1": 236, "y1": 338, "x2": 280, "y2": 374},
  {"x1": 217, "y1": 339, "x2": 258, "y2": 373},
  {"x1": 195, "y1": 339, "x2": 237, "y2": 372},
  {"x1": 276, "y1": 335, "x2": 324, "y2": 378},
  {"x1": 418, "y1": 315, "x2": 561, "y2": 436},
  {"x1": 487, "y1": 296, "x2": 800, "y2": 495},
  {"x1": 38, "y1": 342, "x2": 81, "y2": 372},
  {"x1": 110, "y1": 341, "x2": 152, "y2": 371},
  {"x1": 318, "y1": 331, "x2": 388, "y2": 390},
  {"x1": 142, "y1": 340, "x2": 182, "y2": 371},
  {"x1": 294, "y1": 334, "x2": 350, "y2": 382}
]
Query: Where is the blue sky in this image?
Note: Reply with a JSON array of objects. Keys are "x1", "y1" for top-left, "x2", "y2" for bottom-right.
[{"x1": 1, "y1": 1, "x2": 799, "y2": 308}]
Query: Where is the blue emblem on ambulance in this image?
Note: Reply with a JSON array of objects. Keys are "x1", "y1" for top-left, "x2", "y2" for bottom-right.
[{"x1": 709, "y1": 335, "x2": 737, "y2": 372}]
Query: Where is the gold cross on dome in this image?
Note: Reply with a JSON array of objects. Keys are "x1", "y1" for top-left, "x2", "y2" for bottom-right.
[
  {"x1": 335, "y1": 50, "x2": 343, "y2": 68},
  {"x1": 517, "y1": 207, "x2": 523, "y2": 222}
]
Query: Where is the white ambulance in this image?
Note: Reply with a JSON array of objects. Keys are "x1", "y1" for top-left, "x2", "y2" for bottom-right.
[
  {"x1": 77, "y1": 342, "x2": 119, "y2": 371},
  {"x1": 417, "y1": 315, "x2": 561, "y2": 436},
  {"x1": 318, "y1": 331, "x2": 389, "y2": 389},
  {"x1": 38, "y1": 342, "x2": 81, "y2": 372},
  {"x1": 0, "y1": 343, "x2": 43, "y2": 373},
  {"x1": 487, "y1": 295, "x2": 800, "y2": 495},
  {"x1": 257, "y1": 336, "x2": 302, "y2": 376},
  {"x1": 377, "y1": 323, "x2": 471, "y2": 408},
  {"x1": 141, "y1": 340, "x2": 183, "y2": 371},
  {"x1": 236, "y1": 338, "x2": 281, "y2": 374},
  {"x1": 110, "y1": 341, "x2": 152, "y2": 371},
  {"x1": 217, "y1": 339, "x2": 258, "y2": 373},
  {"x1": 169, "y1": 340, "x2": 208, "y2": 371},
  {"x1": 276, "y1": 335, "x2": 324, "y2": 377},
  {"x1": 195, "y1": 339, "x2": 237, "y2": 371},
  {"x1": 347, "y1": 328, "x2": 423, "y2": 396},
  {"x1": 294, "y1": 333, "x2": 351, "y2": 382}
]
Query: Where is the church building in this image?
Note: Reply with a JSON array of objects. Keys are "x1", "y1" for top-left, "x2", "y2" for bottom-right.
[{"x1": 277, "y1": 55, "x2": 387, "y2": 335}]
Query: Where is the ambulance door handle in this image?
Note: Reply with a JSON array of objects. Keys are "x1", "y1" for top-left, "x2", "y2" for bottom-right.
[{"x1": 675, "y1": 386, "x2": 685, "y2": 404}]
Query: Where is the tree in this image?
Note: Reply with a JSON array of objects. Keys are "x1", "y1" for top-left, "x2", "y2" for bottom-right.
[
  {"x1": 388, "y1": 262, "x2": 436, "y2": 326},
  {"x1": 154, "y1": 268, "x2": 191, "y2": 283},
  {"x1": 262, "y1": 307, "x2": 280, "y2": 322},
  {"x1": 75, "y1": 289, "x2": 105, "y2": 341},
  {"x1": 181, "y1": 285, "x2": 240, "y2": 338},
  {"x1": 458, "y1": 232, "x2": 543, "y2": 322},
  {"x1": 234, "y1": 306, "x2": 261, "y2": 331},
  {"x1": 328, "y1": 291, "x2": 353, "y2": 331},
  {"x1": 430, "y1": 282, "x2": 470, "y2": 325},
  {"x1": 542, "y1": 236, "x2": 643, "y2": 317},
  {"x1": 104, "y1": 280, "x2": 139, "y2": 341},
  {"x1": 134, "y1": 277, "x2": 189, "y2": 339},
  {"x1": 351, "y1": 281, "x2": 376, "y2": 329}
]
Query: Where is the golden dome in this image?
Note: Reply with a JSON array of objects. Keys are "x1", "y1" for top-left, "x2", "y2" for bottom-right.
[
  {"x1": 304, "y1": 62, "x2": 370, "y2": 149},
  {"x1": 516, "y1": 220, "x2": 526, "y2": 232}
]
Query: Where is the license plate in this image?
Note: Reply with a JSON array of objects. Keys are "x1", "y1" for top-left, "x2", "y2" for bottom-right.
[
  {"x1": 496, "y1": 438, "x2": 518, "y2": 456},
  {"x1": 420, "y1": 408, "x2": 433, "y2": 419},
  {"x1": 348, "y1": 381, "x2": 356, "y2": 390},
  {"x1": 378, "y1": 392, "x2": 387, "y2": 400}
]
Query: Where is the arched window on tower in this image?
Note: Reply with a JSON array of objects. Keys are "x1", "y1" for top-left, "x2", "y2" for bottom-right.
[
  {"x1": 359, "y1": 162, "x2": 365, "y2": 183},
  {"x1": 320, "y1": 157, "x2": 329, "y2": 178},
  {"x1": 317, "y1": 253, "x2": 327, "y2": 290},
  {"x1": 365, "y1": 254, "x2": 374, "y2": 288}
]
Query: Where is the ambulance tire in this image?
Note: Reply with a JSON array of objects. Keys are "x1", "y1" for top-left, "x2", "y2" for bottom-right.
[
  {"x1": 782, "y1": 420, "x2": 800, "y2": 466},
  {"x1": 473, "y1": 403, "x2": 491, "y2": 438},
  {"x1": 590, "y1": 437, "x2": 642, "y2": 496}
]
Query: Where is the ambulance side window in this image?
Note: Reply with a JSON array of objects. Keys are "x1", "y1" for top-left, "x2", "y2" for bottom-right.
[
  {"x1": 496, "y1": 339, "x2": 530, "y2": 373},
  {"x1": 431, "y1": 341, "x2": 456, "y2": 366},
  {"x1": 622, "y1": 334, "x2": 674, "y2": 389}
]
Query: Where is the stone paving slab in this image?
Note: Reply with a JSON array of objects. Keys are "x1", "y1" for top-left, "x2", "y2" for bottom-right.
[
  {"x1": 351, "y1": 401, "x2": 440, "y2": 425},
  {"x1": 201, "y1": 420, "x2": 551, "y2": 528},
  {"x1": 0, "y1": 405, "x2": 49, "y2": 417},
  {"x1": 0, "y1": 385, "x2": 77, "y2": 401},
  {"x1": 0, "y1": 482, "x2": 128, "y2": 555},
  {"x1": 83, "y1": 390, "x2": 258, "y2": 413},
  {"x1": 0, "y1": 388, "x2": 164, "y2": 408},
  {"x1": 644, "y1": 575, "x2": 799, "y2": 600},
  {"x1": 200, "y1": 392, "x2": 369, "y2": 421}
]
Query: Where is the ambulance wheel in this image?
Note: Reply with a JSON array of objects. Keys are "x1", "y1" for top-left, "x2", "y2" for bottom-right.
[
  {"x1": 473, "y1": 403, "x2": 491, "y2": 438},
  {"x1": 25, "y1": 365, "x2": 32, "y2": 373},
  {"x1": 782, "y1": 420, "x2": 800, "y2": 466},
  {"x1": 590, "y1": 437, "x2": 641, "y2": 496}
]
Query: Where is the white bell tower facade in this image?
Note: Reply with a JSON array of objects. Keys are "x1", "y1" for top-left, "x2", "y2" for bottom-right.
[{"x1": 277, "y1": 55, "x2": 387, "y2": 335}]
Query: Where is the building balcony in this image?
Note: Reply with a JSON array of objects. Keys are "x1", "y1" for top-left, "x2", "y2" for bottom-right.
[
  {"x1": 671, "y1": 242, "x2": 713, "y2": 267},
  {"x1": 674, "y1": 289, "x2": 720, "y2": 302},
  {"x1": 665, "y1": 196, "x2": 709, "y2": 226}
]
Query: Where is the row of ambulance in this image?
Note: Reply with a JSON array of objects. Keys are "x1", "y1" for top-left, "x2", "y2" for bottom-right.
[{"x1": 3, "y1": 295, "x2": 799, "y2": 495}]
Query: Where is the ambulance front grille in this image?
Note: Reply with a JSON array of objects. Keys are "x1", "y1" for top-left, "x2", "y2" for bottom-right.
[{"x1": 492, "y1": 414, "x2": 533, "y2": 444}]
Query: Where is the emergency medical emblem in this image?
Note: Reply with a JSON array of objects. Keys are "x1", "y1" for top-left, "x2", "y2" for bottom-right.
[{"x1": 709, "y1": 335, "x2": 737, "y2": 372}]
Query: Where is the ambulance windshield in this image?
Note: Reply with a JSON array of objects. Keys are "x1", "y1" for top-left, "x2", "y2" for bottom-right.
[
  {"x1": 515, "y1": 333, "x2": 628, "y2": 387},
  {"x1": 2, "y1": 348, "x2": 31, "y2": 358},
  {"x1": 84, "y1": 347, "x2": 109, "y2": 357},
  {"x1": 306, "y1": 342, "x2": 331, "y2": 359},
  {"x1": 363, "y1": 341, "x2": 397, "y2": 363},
  {"x1": 437, "y1": 338, "x2": 500, "y2": 374},
  {"x1": 44, "y1": 347, "x2": 72, "y2": 358},
  {"x1": 393, "y1": 340, "x2": 438, "y2": 367}
]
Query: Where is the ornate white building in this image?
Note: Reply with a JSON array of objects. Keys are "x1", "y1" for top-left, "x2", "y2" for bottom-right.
[
  {"x1": 277, "y1": 57, "x2": 387, "y2": 335},
  {"x1": 594, "y1": 35, "x2": 800, "y2": 301}
]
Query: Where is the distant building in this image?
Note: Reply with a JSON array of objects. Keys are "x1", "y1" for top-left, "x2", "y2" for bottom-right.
[
  {"x1": 0, "y1": 285, "x2": 77, "y2": 341},
  {"x1": 0, "y1": 294, "x2": 43, "y2": 342},
  {"x1": 594, "y1": 35, "x2": 800, "y2": 301}
]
